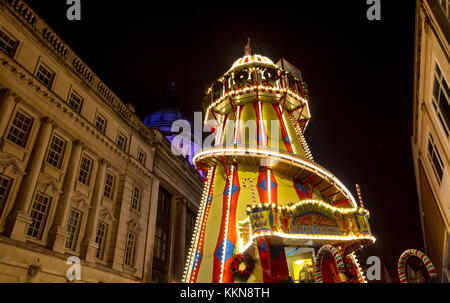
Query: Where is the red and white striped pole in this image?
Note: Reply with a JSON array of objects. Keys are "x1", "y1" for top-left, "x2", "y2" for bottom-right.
[
  {"x1": 243, "y1": 178, "x2": 257, "y2": 206},
  {"x1": 355, "y1": 184, "x2": 365, "y2": 208}
]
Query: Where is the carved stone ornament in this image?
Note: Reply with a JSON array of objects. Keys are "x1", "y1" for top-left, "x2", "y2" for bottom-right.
[
  {"x1": 36, "y1": 176, "x2": 62, "y2": 196},
  {"x1": 72, "y1": 192, "x2": 90, "y2": 210},
  {"x1": 0, "y1": 154, "x2": 26, "y2": 176},
  {"x1": 98, "y1": 207, "x2": 115, "y2": 223},
  {"x1": 127, "y1": 219, "x2": 142, "y2": 233}
]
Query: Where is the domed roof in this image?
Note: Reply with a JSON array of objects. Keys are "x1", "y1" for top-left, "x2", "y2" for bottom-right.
[
  {"x1": 143, "y1": 108, "x2": 190, "y2": 129},
  {"x1": 227, "y1": 54, "x2": 277, "y2": 73}
]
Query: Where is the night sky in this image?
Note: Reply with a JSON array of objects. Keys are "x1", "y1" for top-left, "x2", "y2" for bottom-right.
[{"x1": 24, "y1": 1, "x2": 421, "y2": 263}]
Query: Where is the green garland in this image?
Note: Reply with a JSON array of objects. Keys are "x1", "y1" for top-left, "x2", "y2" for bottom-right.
[{"x1": 231, "y1": 253, "x2": 255, "y2": 282}]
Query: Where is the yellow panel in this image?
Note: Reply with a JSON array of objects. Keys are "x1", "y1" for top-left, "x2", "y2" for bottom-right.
[
  {"x1": 235, "y1": 165, "x2": 260, "y2": 223},
  {"x1": 262, "y1": 103, "x2": 288, "y2": 152},
  {"x1": 196, "y1": 165, "x2": 225, "y2": 282},
  {"x1": 272, "y1": 170, "x2": 300, "y2": 206},
  {"x1": 238, "y1": 104, "x2": 258, "y2": 146}
]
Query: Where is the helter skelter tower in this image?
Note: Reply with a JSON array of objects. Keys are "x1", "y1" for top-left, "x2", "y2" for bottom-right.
[{"x1": 183, "y1": 43, "x2": 376, "y2": 283}]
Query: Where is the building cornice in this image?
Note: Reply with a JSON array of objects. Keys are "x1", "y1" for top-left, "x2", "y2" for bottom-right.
[
  {"x1": 0, "y1": 53, "x2": 154, "y2": 180},
  {"x1": 155, "y1": 134, "x2": 204, "y2": 186},
  {"x1": 0, "y1": 0, "x2": 155, "y2": 151}
]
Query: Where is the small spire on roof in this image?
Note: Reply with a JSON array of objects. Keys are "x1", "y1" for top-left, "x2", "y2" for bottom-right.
[{"x1": 244, "y1": 37, "x2": 251, "y2": 56}]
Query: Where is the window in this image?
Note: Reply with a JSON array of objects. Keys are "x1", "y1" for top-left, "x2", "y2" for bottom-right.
[
  {"x1": 27, "y1": 193, "x2": 51, "y2": 239},
  {"x1": 151, "y1": 267, "x2": 167, "y2": 283},
  {"x1": 94, "y1": 113, "x2": 107, "y2": 133},
  {"x1": 138, "y1": 148, "x2": 146, "y2": 165},
  {"x1": 131, "y1": 185, "x2": 141, "y2": 211},
  {"x1": 68, "y1": 90, "x2": 84, "y2": 113},
  {"x1": 46, "y1": 135, "x2": 66, "y2": 169},
  {"x1": 124, "y1": 232, "x2": 136, "y2": 267},
  {"x1": 153, "y1": 187, "x2": 171, "y2": 266},
  {"x1": 117, "y1": 132, "x2": 127, "y2": 151},
  {"x1": 95, "y1": 221, "x2": 108, "y2": 260},
  {"x1": 103, "y1": 172, "x2": 115, "y2": 200},
  {"x1": 157, "y1": 187, "x2": 171, "y2": 219},
  {"x1": 6, "y1": 110, "x2": 34, "y2": 148},
  {"x1": 78, "y1": 155, "x2": 93, "y2": 185},
  {"x1": 427, "y1": 134, "x2": 445, "y2": 183},
  {"x1": 432, "y1": 63, "x2": 450, "y2": 137},
  {"x1": 153, "y1": 226, "x2": 169, "y2": 263},
  {"x1": 35, "y1": 63, "x2": 55, "y2": 88},
  {"x1": 0, "y1": 175, "x2": 12, "y2": 216},
  {"x1": 0, "y1": 29, "x2": 18, "y2": 57},
  {"x1": 66, "y1": 208, "x2": 82, "y2": 250}
]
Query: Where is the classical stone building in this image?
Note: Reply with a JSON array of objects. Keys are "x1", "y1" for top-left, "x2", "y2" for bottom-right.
[
  {"x1": 0, "y1": 0, "x2": 202, "y2": 283},
  {"x1": 412, "y1": 0, "x2": 450, "y2": 282}
]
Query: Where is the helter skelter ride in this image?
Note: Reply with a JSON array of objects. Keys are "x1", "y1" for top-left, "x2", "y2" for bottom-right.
[{"x1": 183, "y1": 42, "x2": 376, "y2": 283}]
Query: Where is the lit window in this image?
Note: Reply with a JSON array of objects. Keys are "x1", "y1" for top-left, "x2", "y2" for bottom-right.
[
  {"x1": 68, "y1": 90, "x2": 84, "y2": 113},
  {"x1": 138, "y1": 148, "x2": 146, "y2": 165},
  {"x1": 95, "y1": 221, "x2": 108, "y2": 260},
  {"x1": 0, "y1": 29, "x2": 18, "y2": 57},
  {"x1": 35, "y1": 63, "x2": 55, "y2": 88},
  {"x1": 94, "y1": 113, "x2": 107, "y2": 133},
  {"x1": 124, "y1": 232, "x2": 136, "y2": 267},
  {"x1": 427, "y1": 134, "x2": 445, "y2": 183},
  {"x1": 46, "y1": 135, "x2": 66, "y2": 169},
  {"x1": 66, "y1": 208, "x2": 82, "y2": 250},
  {"x1": 78, "y1": 155, "x2": 93, "y2": 185},
  {"x1": 6, "y1": 110, "x2": 33, "y2": 148},
  {"x1": 131, "y1": 185, "x2": 141, "y2": 211},
  {"x1": 432, "y1": 63, "x2": 450, "y2": 137},
  {"x1": 0, "y1": 175, "x2": 12, "y2": 216},
  {"x1": 103, "y1": 172, "x2": 115, "y2": 199},
  {"x1": 27, "y1": 193, "x2": 51, "y2": 239},
  {"x1": 117, "y1": 132, "x2": 127, "y2": 151}
]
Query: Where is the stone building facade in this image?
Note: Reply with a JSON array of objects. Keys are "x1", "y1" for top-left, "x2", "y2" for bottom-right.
[
  {"x1": 412, "y1": 0, "x2": 450, "y2": 282},
  {"x1": 0, "y1": 0, "x2": 202, "y2": 283}
]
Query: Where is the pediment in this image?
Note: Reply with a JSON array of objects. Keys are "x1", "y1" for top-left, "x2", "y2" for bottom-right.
[
  {"x1": 72, "y1": 192, "x2": 90, "y2": 210},
  {"x1": 36, "y1": 175, "x2": 62, "y2": 196},
  {"x1": 127, "y1": 218, "x2": 142, "y2": 233},
  {"x1": 0, "y1": 154, "x2": 26, "y2": 176},
  {"x1": 98, "y1": 207, "x2": 115, "y2": 223}
]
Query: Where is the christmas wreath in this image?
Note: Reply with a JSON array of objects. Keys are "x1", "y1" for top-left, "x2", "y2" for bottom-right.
[
  {"x1": 234, "y1": 70, "x2": 249, "y2": 84},
  {"x1": 231, "y1": 253, "x2": 255, "y2": 282},
  {"x1": 263, "y1": 68, "x2": 279, "y2": 81},
  {"x1": 343, "y1": 256, "x2": 362, "y2": 283}
]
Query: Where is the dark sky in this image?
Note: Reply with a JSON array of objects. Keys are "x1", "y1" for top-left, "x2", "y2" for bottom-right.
[{"x1": 24, "y1": 0, "x2": 422, "y2": 262}]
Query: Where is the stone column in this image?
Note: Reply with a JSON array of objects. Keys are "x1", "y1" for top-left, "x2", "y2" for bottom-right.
[
  {"x1": 0, "y1": 89, "x2": 17, "y2": 139},
  {"x1": 174, "y1": 197, "x2": 187, "y2": 282},
  {"x1": 167, "y1": 195, "x2": 177, "y2": 283},
  {"x1": 5, "y1": 117, "x2": 55, "y2": 242},
  {"x1": 47, "y1": 140, "x2": 83, "y2": 253},
  {"x1": 143, "y1": 176, "x2": 159, "y2": 282},
  {"x1": 168, "y1": 196, "x2": 187, "y2": 283},
  {"x1": 80, "y1": 159, "x2": 108, "y2": 263}
]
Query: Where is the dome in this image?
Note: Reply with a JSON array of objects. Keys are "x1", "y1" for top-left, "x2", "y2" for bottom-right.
[
  {"x1": 143, "y1": 108, "x2": 190, "y2": 129},
  {"x1": 227, "y1": 54, "x2": 277, "y2": 73}
]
